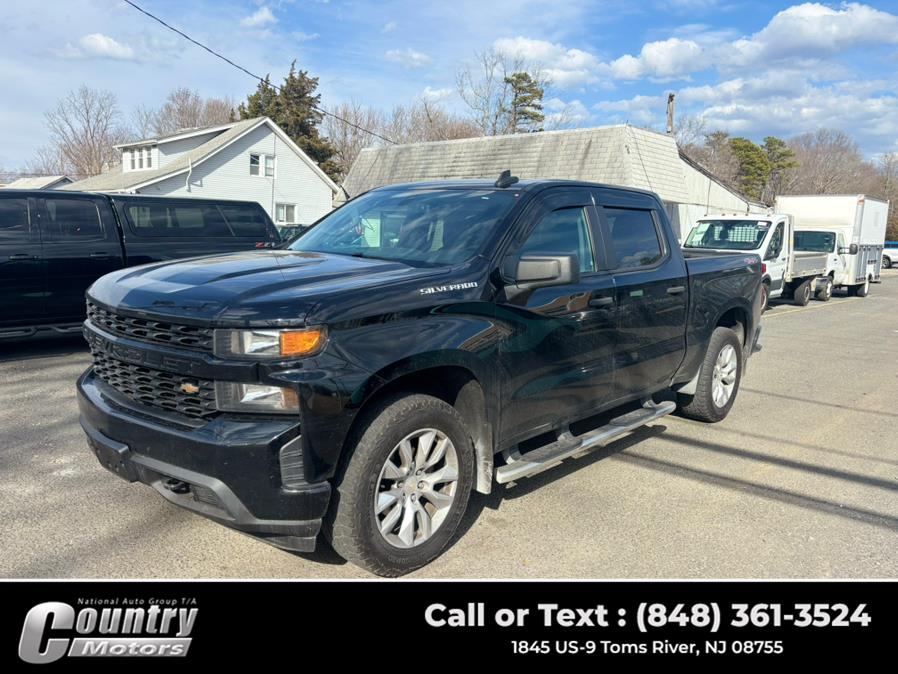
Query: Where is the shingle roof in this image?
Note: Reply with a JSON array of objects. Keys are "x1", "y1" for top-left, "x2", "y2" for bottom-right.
[
  {"x1": 342, "y1": 125, "x2": 691, "y2": 203},
  {"x1": 3, "y1": 175, "x2": 72, "y2": 189},
  {"x1": 62, "y1": 117, "x2": 266, "y2": 192}
]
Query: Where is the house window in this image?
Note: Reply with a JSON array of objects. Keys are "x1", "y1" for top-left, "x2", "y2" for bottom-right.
[
  {"x1": 275, "y1": 203, "x2": 297, "y2": 224},
  {"x1": 250, "y1": 153, "x2": 275, "y2": 177},
  {"x1": 130, "y1": 150, "x2": 135, "y2": 170},
  {"x1": 138, "y1": 149, "x2": 143, "y2": 169},
  {"x1": 145, "y1": 147, "x2": 152, "y2": 168}
]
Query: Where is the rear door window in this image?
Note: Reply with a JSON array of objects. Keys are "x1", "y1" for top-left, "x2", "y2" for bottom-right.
[
  {"x1": 43, "y1": 197, "x2": 104, "y2": 241},
  {"x1": 124, "y1": 202, "x2": 237, "y2": 238},
  {"x1": 604, "y1": 208, "x2": 664, "y2": 270},
  {"x1": 219, "y1": 204, "x2": 270, "y2": 238}
]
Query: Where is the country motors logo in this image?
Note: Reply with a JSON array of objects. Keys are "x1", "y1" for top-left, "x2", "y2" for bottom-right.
[{"x1": 18, "y1": 599, "x2": 198, "y2": 663}]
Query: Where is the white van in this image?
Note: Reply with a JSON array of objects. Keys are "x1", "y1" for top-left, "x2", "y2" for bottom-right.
[
  {"x1": 775, "y1": 195, "x2": 889, "y2": 297},
  {"x1": 683, "y1": 213, "x2": 829, "y2": 309}
]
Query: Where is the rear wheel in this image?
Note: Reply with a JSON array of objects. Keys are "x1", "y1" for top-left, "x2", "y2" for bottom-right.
[
  {"x1": 792, "y1": 279, "x2": 812, "y2": 306},
  {"x1": 850, "y1": 277, "x2": 871, "y2": 297},
  {"x1": 759, "y1": 283, "x2": 770, "y2": 312},
  {"x1": 883, "y1": 256, "x2": 892, "y2": 270},
  {"x1": 815, "y1": 277, "x2": 833, "y2": 301},
  {"x1": 677, "y1": 327, "x2": 743, "y2": 423},
  {"x1": 324, "y1": 394, "x2": 474, "y2": 576}
]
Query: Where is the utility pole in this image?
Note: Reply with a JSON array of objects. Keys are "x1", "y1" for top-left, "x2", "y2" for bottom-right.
[{"x1": 666, "y1": 93, "x2": 676, "y2": 135}]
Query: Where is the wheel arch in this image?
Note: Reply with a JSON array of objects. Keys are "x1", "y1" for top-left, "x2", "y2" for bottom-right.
[{"x1": 344, "y1": 360, "x2": 495, "y2": 495}]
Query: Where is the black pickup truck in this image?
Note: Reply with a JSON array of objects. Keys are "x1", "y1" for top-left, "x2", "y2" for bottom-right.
[
  {"x1": 77, "y1": 176, "x2": 763, "y2": 575},
  {"x1": 0, "y1": 190, "x2": 279, "y2": 340}
]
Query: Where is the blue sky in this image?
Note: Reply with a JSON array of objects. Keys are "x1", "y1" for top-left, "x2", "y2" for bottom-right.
[{"x1": 3, "y1": 0, "x2": 898, "y2": 168}]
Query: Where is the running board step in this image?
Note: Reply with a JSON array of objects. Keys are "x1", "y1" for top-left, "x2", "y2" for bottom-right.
[{"x1": 495, "y1": 400, "x2": 676, "y2": 484}]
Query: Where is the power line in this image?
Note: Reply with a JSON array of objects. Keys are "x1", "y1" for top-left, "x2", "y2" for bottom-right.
[{"x1": 122, "y1": 0, "x2": 396, "y2": 145}]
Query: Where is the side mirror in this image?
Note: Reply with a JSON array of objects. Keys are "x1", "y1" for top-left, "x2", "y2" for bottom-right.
[
  {"x1": 504, "y1": 254, "x2": 580, "y2": 300},
  {"x1": 839, "y1": 244, "x2": 858, "y2": 255}
]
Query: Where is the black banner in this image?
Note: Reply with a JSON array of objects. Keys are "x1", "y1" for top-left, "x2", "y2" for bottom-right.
[{"x1": 2, "y1": 581, "x2": 893, "y2": 666}]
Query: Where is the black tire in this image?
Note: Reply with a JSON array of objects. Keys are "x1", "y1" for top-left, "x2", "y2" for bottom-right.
[
  {"x1": 324, "y1": 394, "x2": 474, "y2": 576},
  {"x1": 883, "y1": 256, "x2": 892, "y2": 270},
  {"x1": 792, "y1": 279, "x2": 812, "y2": 306},
  {"x1": 677, "y1": 327, "x2": 743, "y2": 423},
  {"x1": 814, "y1": 277, "x2": 833, "y2": 301},
  {"x1": 853, "y1": 277, "x2": 870, "y2": 297},
  {"x1": 759, "y1": 283, "x2": 769, "y2": 312}
]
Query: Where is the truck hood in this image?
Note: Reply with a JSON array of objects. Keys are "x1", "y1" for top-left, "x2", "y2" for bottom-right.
[{"x1": 87, "y1": 250, "x2": 448, "y2": 325}]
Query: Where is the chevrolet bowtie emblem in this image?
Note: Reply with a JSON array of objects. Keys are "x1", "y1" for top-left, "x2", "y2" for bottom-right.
[{"x1": 180, "y1": 382, "x2": 200, "y2": 395}]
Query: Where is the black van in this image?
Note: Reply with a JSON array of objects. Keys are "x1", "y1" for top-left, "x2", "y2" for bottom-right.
[{"x1": 0, "y1": 191, "x2": 280, "y2": 339}]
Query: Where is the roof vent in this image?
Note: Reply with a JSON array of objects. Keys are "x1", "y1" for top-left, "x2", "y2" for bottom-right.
[{"x1": 494, "y1": 170, "x2": 519, "y2": 188}]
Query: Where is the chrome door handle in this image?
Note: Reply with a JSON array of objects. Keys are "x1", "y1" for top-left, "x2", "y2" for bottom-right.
[
  {"x1": 666, "y1": 286, "x2": 686, "y2": 295},
  {"x1": 588, "y1": 296, "x2": 614, "y2": 307}
]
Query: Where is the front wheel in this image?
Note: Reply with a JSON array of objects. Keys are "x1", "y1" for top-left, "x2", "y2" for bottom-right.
[
  {"x1": 883, "y1": 256, "x2": 892, "y2": 270},
  {"x1": 324, "y1": 394, "x2": 474, "y2": 576},
  {"x1": 677, "y1": 327, "x2": 743, "y2": 423}
]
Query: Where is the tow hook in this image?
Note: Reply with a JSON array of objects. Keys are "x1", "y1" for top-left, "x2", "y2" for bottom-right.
[{"x1": 163, "y1": 478, "x2": 190, "y2": 494}]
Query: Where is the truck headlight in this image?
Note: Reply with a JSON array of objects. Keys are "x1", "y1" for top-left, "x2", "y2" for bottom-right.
[
  {"x1": 213, "y1": 327, "x2": 326, "y2": 359},
  {"x1": 214, "y1": 382, "x2": 299, "y2": 414}
]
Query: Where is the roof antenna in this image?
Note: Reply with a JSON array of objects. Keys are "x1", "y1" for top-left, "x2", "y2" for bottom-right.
[{"x1": 495, "y1": 170, "x2": 519, "y2": 188}]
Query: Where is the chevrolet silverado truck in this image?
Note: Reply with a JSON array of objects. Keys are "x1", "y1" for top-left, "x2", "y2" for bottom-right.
[{"x1": 77, "y1": 175, "x2": 763, "y2": 576}]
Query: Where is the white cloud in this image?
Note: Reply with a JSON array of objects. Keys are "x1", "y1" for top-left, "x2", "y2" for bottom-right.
[
  {"x1": 593, "y1": 71, "x2": 898, "y2": 151},
  {"x1": 385, "y1": 48, "x2": 432, "y2": 68},
  {"x1": 421, "y1": 86, "x2": 453, "y2": 101},
  {"x1": 382, "y1": 21, "x2": 398, "y2": 33},
  {"x1": 493, "y1": 36, "x2": 608, "y2": 88},
  {"x1": 292, "y1": 31, "x2": 319, "y2": 42},
  {"x1": 61, "y1": 33, "x2": 136, "y2": 61},
  {"x1": 722, "y1": 2, "x2": 898, "y2": 69},
  {"x1": 544, "y1": 98, "x2": 591, "y2": 128},
  {"x1": 611, "y1": 37, "x2": 703, "y2": 80},
  {"x1": 241, "y1": 6, "x2": 277, "y2": 28}
]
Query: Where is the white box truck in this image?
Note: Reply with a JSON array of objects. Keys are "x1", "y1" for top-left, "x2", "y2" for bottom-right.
[
  {"x1": 775, "y1": 195, "x2": 889, "y2": 297},
  {"x1": 683, "y1": 213, "x2": 829, "y2": 309}
]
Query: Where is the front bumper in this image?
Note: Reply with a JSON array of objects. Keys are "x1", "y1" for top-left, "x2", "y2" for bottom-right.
[{"x1": 77, "y1": 369, "x2": 331, "y2": 553}]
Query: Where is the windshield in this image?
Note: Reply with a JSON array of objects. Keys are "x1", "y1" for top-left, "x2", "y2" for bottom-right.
[
  {"x1": 290, "y1": 188, "x2": 518, "y2": 266},
  {"x1": 794, "y1": 230, "x2": 835, "y2": 253},
  {"x1": 683, "y1": 219, "x2": 771, "y2": 250}
]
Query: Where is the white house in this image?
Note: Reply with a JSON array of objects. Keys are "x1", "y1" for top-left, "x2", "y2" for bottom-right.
[
  {"x1": 341, "y1": 124, "x2": 766, "y2": 241},
  {"x1": 64, "y1": 117, "x2": 338, "y2": 227}
]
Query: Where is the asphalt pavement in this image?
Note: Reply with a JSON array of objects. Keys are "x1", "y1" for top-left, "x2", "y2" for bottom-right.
[{"x1": 1, "y1": 271, "x2": 896, "y2": 578}]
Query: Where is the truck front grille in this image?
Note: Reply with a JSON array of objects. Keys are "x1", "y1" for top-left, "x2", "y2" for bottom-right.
[
  {"x1": 87, "y1": 302, "x2": 214, "y2": 352},
  {"x1": 90, "y1": 350, "x2": 217, "y2": 420}
]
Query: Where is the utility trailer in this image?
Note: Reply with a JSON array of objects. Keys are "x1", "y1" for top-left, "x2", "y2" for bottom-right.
[{"x1": 775, "y1": 194, "x2": 889, "y2": 297}]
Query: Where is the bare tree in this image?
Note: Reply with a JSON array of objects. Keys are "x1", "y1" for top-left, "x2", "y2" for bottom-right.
[
  {"x1": 688, "y1": 130, "x2": 739, "y2": 185},
  {"x1": 132, "y1": 104, "x2": 157, "y2": 140},
  {"x1": 24, "y1": 145, "x2": 70, "y2": 177},
  {"x1": 41, "y1": 86, "x2": 128, "y2": 177},
  {"x1": 151, "y1": 87, "x2": 236, "y2": 136},
  {"x1": 322, "y1": 100, "x2": 385, "y2": 179},
  {"x1": 323, "y1": 99, "x2": 479, "y2": 179},
  {"x1": 785, "y1": 129, "x2": 869, "y2": 194},
  {"x1": 456, "y1": 48, "x2": 546, "y2": 136},
  {"x1": 674, "y1": 114, "x2": 708, "y2": 154}
]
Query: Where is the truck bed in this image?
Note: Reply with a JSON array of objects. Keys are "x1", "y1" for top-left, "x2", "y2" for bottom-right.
[{"x1": 790, "y1": 251, "x2": 828, "y2": 278}]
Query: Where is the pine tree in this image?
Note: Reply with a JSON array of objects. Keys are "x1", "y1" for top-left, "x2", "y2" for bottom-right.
[
  {"x1": 761, "y1": 136, "x2": 798, "y2": 202},
  {"x1": 503, "y1": 72, "x2": 545, "y2": 134},
  {"x1": 239, "y1": 64, "x2": 339, "y2": 180},
  {"x1": 729, "y1": 137, "x2": 771, "y2": 201}
]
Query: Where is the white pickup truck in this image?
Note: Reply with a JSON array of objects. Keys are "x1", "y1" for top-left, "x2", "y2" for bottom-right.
[{"x1": 683, "y1": 213, "x2": 829, "y2": 309}]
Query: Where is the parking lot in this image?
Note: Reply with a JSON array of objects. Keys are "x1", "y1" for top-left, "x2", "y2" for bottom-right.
[{"x1": 1, "y1": 271, "x2": 896, "y2": 579}]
